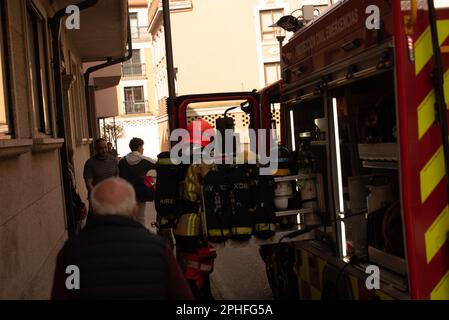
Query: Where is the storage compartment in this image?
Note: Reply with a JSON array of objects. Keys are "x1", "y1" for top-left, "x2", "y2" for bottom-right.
[
  {"x1": 273, "y1": 174, "x2": 326, "y2": 229},
  {"x1": 286, "y1": 95, "x2": 333, "y2": 232},
  {"x1": 330, "y1": 71, "x2": 406, "y2": 275},
  {"x1": 282, "y1": 62, "x2": 406, "y2": 278}
]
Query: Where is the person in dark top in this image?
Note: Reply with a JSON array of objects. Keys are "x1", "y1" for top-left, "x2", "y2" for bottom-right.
[
  {"x1": 84, "y1": 138, "x2": 118, "y2": 191},
  {"x1": 119, "y1": 137, "x2": 156, "y2": 225},
  {"x1": 51, "y1": 177, "x2": 193, "y2": 300},
  {"x1": 83, "y1": 138, "x2": 118, "y2": 223},
  {"x1": 174, "y1": 119, "x2": 216, "y2": 300},
  {"x1": 107, "y1": 142, "x2": 118, "y2": 160}
]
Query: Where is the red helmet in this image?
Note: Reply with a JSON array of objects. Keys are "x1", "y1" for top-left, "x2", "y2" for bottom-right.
[{"x1": 187, "y1": 119, "x2": 214, "y2": 147}]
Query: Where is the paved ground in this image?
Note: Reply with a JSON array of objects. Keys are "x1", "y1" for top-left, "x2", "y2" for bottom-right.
[
  {"x1": 144, "y1": 203, "x2": 273, "y2": 300},
  {"x1": 209, "y1": 242, "x2": 273, "y2": 300}
]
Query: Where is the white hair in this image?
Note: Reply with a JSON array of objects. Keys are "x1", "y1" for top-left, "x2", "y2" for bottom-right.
[{"x1": 90, "y1": 178, "x2": 136, "y2": 216}]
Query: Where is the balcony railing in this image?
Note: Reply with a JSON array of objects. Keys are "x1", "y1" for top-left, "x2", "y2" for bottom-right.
[
  {"x1": 122, "y1": 63, "x2": 146, "y2": 77},
  {"x1": 124, "y1": 100, "x2": 149, "y2": 114},
  {"x1": 131, "y1": 26, "x2": 150, "y2": 40}
]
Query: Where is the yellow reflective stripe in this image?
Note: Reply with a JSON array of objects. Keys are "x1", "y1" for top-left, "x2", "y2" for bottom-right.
[
  {"x1": 311, "y1": 287, "x2": 321, "y2": 300},
  {"x1": 420, "y1": 146, "x2": 446, "y2": 203},
  {"x1": 442, "y1": 46, "x2": 449, "y2": 54},
  {"x1": 157, "y1": 158, "x2": 175, "y2": 165},
  {"x1": 425, "y1": 205, "x2": 449, "y2": 263},
  {"x1": 318, "y1": 258, "x2": 326, "y2": 290},
  {"x1": 185, "y1": 166, "x2": 200, "y2": 202},
  {"x1": 350, "y1": 277, "x2": 359, "y2": 300},
  {"x1": 186, "y1": 214, "x2": 192, "y2": 233},
  {"x1": 188, "y1": 214, "x2": 199, "y2": 235},
  {"x1": 174, "y1": 213, "x2": 200, "y2": 236},
  {"x1": 415, "y1": 20, "x2": 449, "y2": 76},
  {"x1": 255, "y1": 223, "x2": 276, "y2": 232},
  {"x1": 418, "y1": 91, "x2": 437, "y2": 140},
  {"x1": 418, "y1": 69, "x2": 449, "y2": 139},
  {"x1": 430, "y1": 270, "x2": 449, "y2": 300},
  {"x1": 208, "y1": 228, "x2": 231, "y2": 237},
  {"x1": 300, "y1": 250, "x2": 309, "y2": 282},
  {"x1": 231, "y1": 227, "x2": 253, "y2": 235}
]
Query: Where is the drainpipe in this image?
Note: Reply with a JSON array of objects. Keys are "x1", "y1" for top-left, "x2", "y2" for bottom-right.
[
  {"x1": 84, "y1": 17, "x2": 133, "y2": 149},
  {"x1": 50, "y1": 0, "x2": 99, "y2": 238}
]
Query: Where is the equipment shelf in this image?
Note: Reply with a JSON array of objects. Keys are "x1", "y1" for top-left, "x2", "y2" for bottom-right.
[
  {"x1": 275, "y1": 208, "x2": 314, "y2": 217},
  {"x1": 362, "y1": 160, "x2": 398, "y2": 170},
  {"x1": 274, "y1": 174, "x2": 319, "y2": 182},
  {"x1": 310, "y1": 140, "x2": 327, "y2": 146}
]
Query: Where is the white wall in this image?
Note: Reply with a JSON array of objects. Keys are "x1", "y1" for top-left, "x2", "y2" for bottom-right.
[
  {"x1": 132, "y1": 7, "x2": 149, "y2": 27},
  {"x1": 109, "y1": 116, "x2": 160, "y2": 160}
]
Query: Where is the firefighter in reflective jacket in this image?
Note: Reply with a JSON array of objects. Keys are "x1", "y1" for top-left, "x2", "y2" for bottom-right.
[{"x1": 174, "y1": 119, "x2": 217, "y2": 300}]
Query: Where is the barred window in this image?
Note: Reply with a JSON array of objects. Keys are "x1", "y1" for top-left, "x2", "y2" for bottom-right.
[
  {"x1": 124, "y1": 86, "x2": 147, "y2": 114},
  {"x1": 122, "y1": 49, "x2": 144, "y2": 77}
]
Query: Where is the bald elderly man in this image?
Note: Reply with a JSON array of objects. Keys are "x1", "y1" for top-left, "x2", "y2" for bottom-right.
[{"x1": 51, "y1": 178, "x2": 192, "y2": 300}]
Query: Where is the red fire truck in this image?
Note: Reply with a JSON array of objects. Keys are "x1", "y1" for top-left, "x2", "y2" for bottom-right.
[
  {"x1": 270, "y1": 0, "x2": 449, "y2": 300},
  {"x1": 162, "y1": 0, "x2": 449, "y2": 300}
]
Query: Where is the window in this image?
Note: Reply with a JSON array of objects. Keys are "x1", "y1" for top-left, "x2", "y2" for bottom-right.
[
  {"x1": 0, "y1": 1, "x2": 13, "y2": 137},
  {"x1": 122, "y1": 49, "x2": 145, "y2": 77},
  {"x1": 124, "y1": 86, "x2": 147, "y2": 114},
  {"x1": 129, "y1": 49, "x2": 142, "y2": 64},
  {"x1": 264, "y1": 62, "x2": 281, "y2": 85},
  {"x1": 130, "y1": 12, "x2": 139, "y2": 39},
  {"x1": 130, "y1": 12, "x2": 149, "y2": 40},
  {"x1": 259, "y1": 9, "x2": 284, "y2": 41},
  {"x1": 26, "y1": 4, "x2": 52, "y2": 134}
]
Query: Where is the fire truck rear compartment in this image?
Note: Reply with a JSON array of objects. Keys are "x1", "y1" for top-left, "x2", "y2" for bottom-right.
[{"x1": 286, "y1": 70, "x2": 407, "y2": 279}]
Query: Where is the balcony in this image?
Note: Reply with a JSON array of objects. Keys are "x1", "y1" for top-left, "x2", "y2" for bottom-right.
[
  {"x1": 124, "y1": 100, "x2": 149, "y2": 114},
  {"x1": 122, "y1": 63, "x2": 146, "y2": 78},
  {"x1": 131, "y1": 26, "x2": 151, "y2": 41}
]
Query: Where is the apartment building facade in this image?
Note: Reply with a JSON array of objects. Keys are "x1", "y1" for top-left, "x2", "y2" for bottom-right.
[
  {"x1": 0, "y1": 0, "x2": 129, "y2": 299},
  {"x1": 98, "y1": 0, "x2": 160, "y2": 159},
  {"x1": 147, "y1": 0, "x2": 336, "y2": 151}
]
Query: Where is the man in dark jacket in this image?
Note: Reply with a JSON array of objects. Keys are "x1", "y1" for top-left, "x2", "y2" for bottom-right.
[
  {"x1": 51, "y1": 178, "x2": 192, "y2": 300},
  {"x1": 119, "y1": 137, "x2": 156, "y2": 225},
  {"x1": 83, "y1": 138, "x2": 118, "y2": 225}
]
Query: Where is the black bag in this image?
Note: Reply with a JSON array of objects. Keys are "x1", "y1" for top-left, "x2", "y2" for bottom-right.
[
  {"x1": 202, "y1": 166, "x2": 232, "y2": 243},
  {"x1": 228, "y1": 165, "x2": 254, "y2": 241},
  {"x1": 133, "y1": 175, "x2": 156, "y2": 202},
  {"x1": 252, "y1": 173, "x2": 276, "y2": 239},
  {"x1": 155, "y1": 152, "x2": 182, "y2": 227}
]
